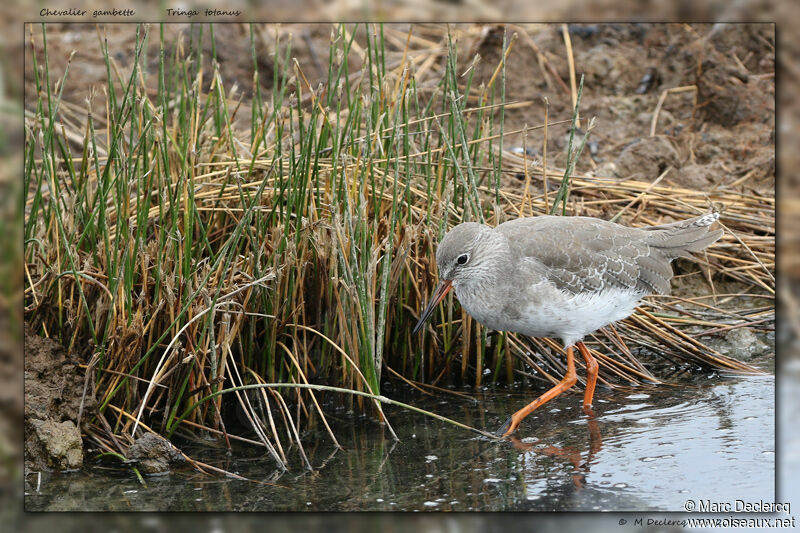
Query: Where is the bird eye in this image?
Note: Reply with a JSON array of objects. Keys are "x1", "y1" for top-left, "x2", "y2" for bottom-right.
[{"x1": 456, "y1": 254, "x2": 469, "y2": 265}]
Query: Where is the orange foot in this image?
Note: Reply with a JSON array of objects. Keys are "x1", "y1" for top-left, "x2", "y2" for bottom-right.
[{"x1": 496, "y1": 346, "x2": 578, "y2": 437}]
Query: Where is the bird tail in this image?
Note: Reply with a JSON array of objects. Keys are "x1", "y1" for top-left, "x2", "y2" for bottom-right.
[{"x1": 643, "y1": 212, "x2": 723, "y2": 260}]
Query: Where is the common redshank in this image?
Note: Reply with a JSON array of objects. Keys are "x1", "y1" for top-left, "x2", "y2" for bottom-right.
[{"x1": 412, "y1": 212, "x2": 722, "y2": 436}]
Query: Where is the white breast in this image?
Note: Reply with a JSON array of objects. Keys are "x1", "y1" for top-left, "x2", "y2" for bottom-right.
[
  {"x1": 522, "y1": 288, "x2": 643, "y2": 346},
  {"x1": 458, "y1": 283, "x2": 644, "y2": 348}
]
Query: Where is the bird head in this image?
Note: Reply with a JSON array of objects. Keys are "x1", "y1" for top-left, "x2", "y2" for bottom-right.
[{"x1": 412, "y1": 222, "x2": 507, "y2": 334}]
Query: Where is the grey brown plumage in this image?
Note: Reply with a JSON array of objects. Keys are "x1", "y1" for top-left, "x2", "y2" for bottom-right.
[{"x1": 496, "y1": 212, "x2": 722, "y2": 297}]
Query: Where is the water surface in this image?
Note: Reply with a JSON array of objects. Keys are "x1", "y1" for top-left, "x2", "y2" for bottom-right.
[{"x1": 25, "y1": 362, "x2": 774, "y2": 511}]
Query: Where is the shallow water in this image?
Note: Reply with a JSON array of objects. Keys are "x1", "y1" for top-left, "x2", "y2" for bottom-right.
[{"x1": 25, "y1": 362, "x2": 774, "y2": 512}]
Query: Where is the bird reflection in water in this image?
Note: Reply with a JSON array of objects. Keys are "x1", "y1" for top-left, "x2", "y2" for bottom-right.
[{"x1": 507, "y1": 410, "x2": 603, "y2": 489}]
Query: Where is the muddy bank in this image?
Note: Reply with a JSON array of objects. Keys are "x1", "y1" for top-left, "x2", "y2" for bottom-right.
[
  {"x1": 24, "y1": 325, "x2": 93, "y2": 472},
  {"x1": 25, "y1": 325, "x2": 185, "y2": 475},
  {"x1": 461, "y1": 23, "x2": 774, "y2": 193}
]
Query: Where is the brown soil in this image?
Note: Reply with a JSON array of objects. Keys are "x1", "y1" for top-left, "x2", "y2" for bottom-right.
[
  {"x1": 28, "y1": 23, "x2": 774, "y2": 197},
  {"x1": 24, "y1": 323, "x2": 187, "y2": 473},
  {"x1": 459, "y1": 23, "x2": 774, "y2": 193},
  {"x1": 24, "y1": 324, "x2": 95, "y2": 472}
]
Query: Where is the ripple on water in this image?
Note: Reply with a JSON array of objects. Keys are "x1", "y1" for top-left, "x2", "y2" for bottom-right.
[
  {"x1": 24, "y1": 371, "x2": 773, "y2": 513},
  {"x1": 586, "y1": 374, "x2": 774, "y2": 510}
]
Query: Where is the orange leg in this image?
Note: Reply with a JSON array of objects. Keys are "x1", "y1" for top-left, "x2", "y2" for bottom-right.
[
  {"x1": 585, "y1": 409, "x2": 603, "y2": 457},
  {"x1": 576, "y1": 341, "x2": 598, "y2": 411},
  {"x1": 497, "y1": 346, "x2": 577, "y2": 436}
]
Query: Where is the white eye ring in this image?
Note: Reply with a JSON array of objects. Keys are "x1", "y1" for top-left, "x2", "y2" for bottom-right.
[{"x1": 456, "y1": 253, "x2": 469, "y2": 265}]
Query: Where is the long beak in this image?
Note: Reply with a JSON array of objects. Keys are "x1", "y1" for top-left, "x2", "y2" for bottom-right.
[{"x1": 412, "y1": 279, "x2": 453, "y2": 335}]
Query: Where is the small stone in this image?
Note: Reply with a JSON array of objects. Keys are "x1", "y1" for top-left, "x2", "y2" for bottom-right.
[
  {"x1": 128, "y1": 433, "x2": 185, "y2": 474},
  {"x1": 722, "y1": 327, "x2": 770, "y2": 360},
  {"x1": 707, "y1": 327, "x2": 771, "y2": 361},
  {"x1": 26, "y1": 418, "x2": 83, "y2": 471},
  {"x1": 613, "y1": 136, "x2": 680, "y2": 181}
]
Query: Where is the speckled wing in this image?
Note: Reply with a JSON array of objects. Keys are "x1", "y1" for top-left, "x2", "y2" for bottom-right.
[{"x1": 496, "y1": 216, "x2": 687, "y2": 296}]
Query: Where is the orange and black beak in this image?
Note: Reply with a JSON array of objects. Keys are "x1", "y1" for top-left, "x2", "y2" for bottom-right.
[{"x1": 412, "y1": 279, "x2": 453, "y2": 335}]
